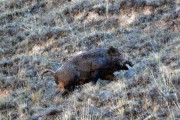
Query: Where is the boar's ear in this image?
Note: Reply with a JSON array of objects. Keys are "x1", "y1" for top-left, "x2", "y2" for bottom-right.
[{"x1": 108, "y1": 46, "x2": 117, "y2": 55}]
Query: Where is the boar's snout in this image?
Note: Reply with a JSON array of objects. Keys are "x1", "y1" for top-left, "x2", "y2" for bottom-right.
[
  {"x1": 123, "y1": 60, "x2": 133, "y2": 67},
  {"x1": 120, "y1": 59, "x2": 133, "y2": 70}
]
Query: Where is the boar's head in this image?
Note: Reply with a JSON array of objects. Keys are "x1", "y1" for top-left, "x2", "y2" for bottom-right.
[{"x1": 107, "y1": 46, "x2": 133, "y2": 70}]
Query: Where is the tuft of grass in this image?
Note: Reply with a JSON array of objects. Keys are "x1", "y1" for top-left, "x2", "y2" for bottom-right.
[{"x1": 31, "y1": 90, "x2": 42, "y2": 105}]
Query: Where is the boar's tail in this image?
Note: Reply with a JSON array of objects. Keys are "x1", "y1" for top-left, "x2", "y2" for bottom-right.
[{"x1": 41, "y1": 69, "x2": 55, "y2": 80}]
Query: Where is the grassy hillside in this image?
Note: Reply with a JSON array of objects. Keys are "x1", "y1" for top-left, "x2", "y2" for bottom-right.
[{"x1": 0, "y1": 0, "x2": 179, "y2": 119}]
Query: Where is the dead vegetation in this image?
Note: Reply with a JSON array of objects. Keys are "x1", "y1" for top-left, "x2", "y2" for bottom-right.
[{"x1": 0, "y1": 0, "x2": 180, "y2": 119}]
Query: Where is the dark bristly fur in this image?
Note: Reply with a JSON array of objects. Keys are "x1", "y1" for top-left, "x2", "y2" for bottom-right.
[{"x1": 41, "y1": 46, "x2": 133, "y2": 95}]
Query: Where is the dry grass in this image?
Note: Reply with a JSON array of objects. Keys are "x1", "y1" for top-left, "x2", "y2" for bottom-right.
[{"x1": 0, "y1": 0, "x2": 180, "y2": 119}]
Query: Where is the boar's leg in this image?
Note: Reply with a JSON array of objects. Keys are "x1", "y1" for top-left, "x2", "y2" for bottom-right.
[
  {"x1": 65, "y1": 85, "x2": 76, "y2": 91},
  {"x1": 100, "y1": 74, "x2": 118, "y2": 82},
  {"x1": 60, "y1": 88, "x2": 70, "y2": 96},
  {"x1": 57, "y1": 82, "x2": 70, "y2": 96},
  {"x1": 91, "y1": 71, "x2": 100, "y2": 85}
]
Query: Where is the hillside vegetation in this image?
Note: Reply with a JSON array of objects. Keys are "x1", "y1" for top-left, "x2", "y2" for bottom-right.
[{"x1": 0, "y1": 0, "x2": 180, "y2": 119}]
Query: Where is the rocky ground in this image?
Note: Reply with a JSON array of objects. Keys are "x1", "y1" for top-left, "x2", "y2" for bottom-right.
[{"x1": 0, "y1": 0, "x2": 180, "y2": 119}]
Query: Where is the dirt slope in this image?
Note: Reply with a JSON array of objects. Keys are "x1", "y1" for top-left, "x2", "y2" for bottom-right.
[{"x1": 0, "y1": 0, "x2": 180, "y2": 119}]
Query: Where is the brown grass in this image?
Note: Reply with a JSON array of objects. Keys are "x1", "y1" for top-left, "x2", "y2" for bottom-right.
[{"x1": 0, "y1": 0, "x2": 179, "y2": 119}]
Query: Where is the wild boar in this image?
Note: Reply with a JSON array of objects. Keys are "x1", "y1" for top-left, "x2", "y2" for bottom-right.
[{"x1": 41, "y1": 46, "x2": 133, "y2": 95}]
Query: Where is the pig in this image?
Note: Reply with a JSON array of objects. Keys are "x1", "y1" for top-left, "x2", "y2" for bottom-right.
[{"x1": 41, "y1": 46, "x2": 133, "y2": 95}]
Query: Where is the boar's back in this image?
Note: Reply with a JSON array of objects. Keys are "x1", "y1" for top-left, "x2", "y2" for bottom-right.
[{"x1": 70, "y1": 49, "x2": 110, "y2": 72}]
